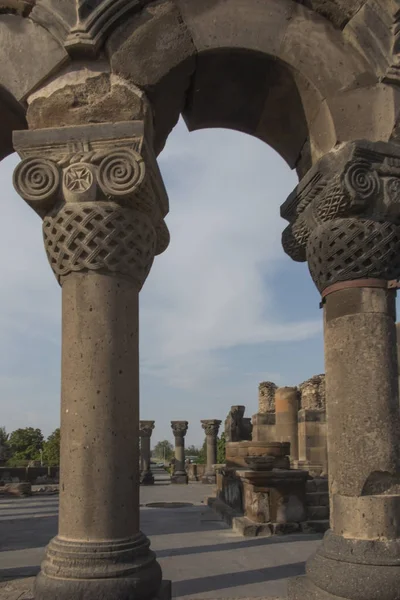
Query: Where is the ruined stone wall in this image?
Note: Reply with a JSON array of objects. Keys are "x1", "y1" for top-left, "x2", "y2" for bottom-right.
[{"x1": 258, "y1": 381, "x2": 277, "y2": 414}]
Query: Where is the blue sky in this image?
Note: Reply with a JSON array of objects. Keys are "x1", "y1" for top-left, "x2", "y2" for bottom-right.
[{"x1": 0, "y1": 119, "x2": 325, "y2": 447}]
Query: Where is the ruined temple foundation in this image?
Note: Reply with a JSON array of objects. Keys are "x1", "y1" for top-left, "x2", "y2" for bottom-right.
[{"x1": 213, "y1": 441, "x2": 308, "y2": 536}]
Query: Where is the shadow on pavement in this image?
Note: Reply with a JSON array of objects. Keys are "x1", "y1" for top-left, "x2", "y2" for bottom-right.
[
  {"x1": 157, "y1": 534, "x2": 321, "y2": 558},
  {"x1": 141, "y1": 507, "x2": 228, "y2": 536},
  {"x1": 172, "y1": 562, "x2": 306, "y2": 596},
  {"x1": 0, "y1": 565, "x2": 40, "y2": 581},
  {"x1": 0, "y1": 516, "x2": 57, "y2": 552}
]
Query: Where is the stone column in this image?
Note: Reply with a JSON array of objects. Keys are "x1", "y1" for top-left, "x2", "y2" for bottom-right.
[
  {"x1": 282, "y1": 140, "x2": 400, "y2": 600},
  {"x1": 201, "y1": 420, "x2": 222, "y2": 483},
  {"x1": 274, "y1": 387, "x2": 299, "y2": 461},
  {"x1": 139, "y1": 421, "x2": 155, "y2": 485},
  {"x1": 298, "y1": 375, "x2": 327, "y2": 475},
  {"x1": 13, "y1": 121, "x2": 170, "y2": 600},
  {"x1": 171, "y1": 421, "x2": 188, "y2": 484}
]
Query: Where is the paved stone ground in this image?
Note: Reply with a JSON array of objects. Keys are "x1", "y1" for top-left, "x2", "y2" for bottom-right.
[{"x1": 0, "y1": 469, "x2": 322, "y2": 599}]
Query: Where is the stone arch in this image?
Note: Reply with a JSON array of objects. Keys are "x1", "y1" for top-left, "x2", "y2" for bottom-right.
[
  {"x1": 105, "y1": 0, "x2": 400, "y2": 174},
  {"x1": 4, "y1": 3, "x2": 400, "y2": 600},
  {"x1": 0, "y1": 10, "x2": 68, "y2": 159}
]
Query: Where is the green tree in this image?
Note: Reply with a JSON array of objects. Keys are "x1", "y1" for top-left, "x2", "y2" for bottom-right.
[
  {"x1": 186, "y1": 445, "x2": 201, "y2": 457},
  {"x1": 0, "y1": 426, "x2": 9, "y2": 462},
  {"x1": 7, "y1": 427, "x2": 44, "y2": 466},
  {"x1": 217, "y1": 433, "x2": 226, "y2": 464},
  {"x1": 196, "y1": 439, "x2": 207, "y2": 464},
  {"x1": 42, "y1": 428, "x2": 60, "y2": 466},
  {"x1": 152, "y1": 440, "x2": 173, "y2": 461}
]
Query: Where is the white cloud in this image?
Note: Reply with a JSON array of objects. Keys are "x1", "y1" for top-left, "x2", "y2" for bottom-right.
[
  {"x1": 0, "y1": 121, "x2": 323, "y2": 444},
  {"x1": 140, "y1": 121, "x2": 321, "y2": 390}
]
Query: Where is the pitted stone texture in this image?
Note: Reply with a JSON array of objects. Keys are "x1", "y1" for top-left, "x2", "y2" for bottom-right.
[
  {"x1": 258, "y1": 382, "x2": 277, "y2": 414},
  {"x1": 300, "y1": 0, "x2": 366, "y2": 29},
  {"x1": 0, "y1": 14, "x2": 68, "y2": 103},
  {"x1": 107, "y1": 0, "x2": 196, "y2": 155},
  {"x1": 27, "y1": 73, "x2": 148, "y2": 130},
  {"x1": 299, "y1": 375, "x2": 326, "y2": 411}
]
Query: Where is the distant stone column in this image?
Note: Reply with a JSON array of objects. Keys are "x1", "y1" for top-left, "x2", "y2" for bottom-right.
[
  {"x1": 274, "y1": 387, "x2": 299, "y2": 461},
  {"x1": 298, "y1": 375, "x2": 327, "y2": 474},
  {"x1": 139, "y1": 421, "x2": 155, "y2": 485},
  {"x1": 171, "y1": 421, "x2": 188, "y2": 484},
  {"x1": 201, "y1": 420, "x2": 222, "y2": 483}
]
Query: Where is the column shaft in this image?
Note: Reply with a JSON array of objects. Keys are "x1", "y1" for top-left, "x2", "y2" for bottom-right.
[
  {"x1": 142, "y1": 437, "x2": 151, "y2": 473},
  {"x1": 59, "y1": 273, "x2": 139, "y2": 540},
  {"x1": 174, "y1": 437, "x2": 185, "y2": 474},
  {"x1": 206, "y1": 435, "x2": 217, "y2": 474},
  {"x1": 324, "y1": 287, "x2": 400, "y2": 536},
  {"x1": 274, "y1": 387, "x2": 299, "y2": 461}
]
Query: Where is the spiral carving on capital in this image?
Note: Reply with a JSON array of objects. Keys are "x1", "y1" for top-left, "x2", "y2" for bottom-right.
[
  {"x1": 201, "y1": 420, "x2": 222, "y2": 437},
  {"x1": 97, "y1": 149, "x2": 146, "y2": 199},
  {"x1": 171, "y1": 421, "x2": 188, "y2": 438},
  {"x1": 280, "y1": 141, "x2": 400, "y2": 292},
  {"x1": 13, "y1": 122, "x2": 170, "y2": 285},
  {"x1": 13, "y1": 157, "x2": 61, "y2": 214}
]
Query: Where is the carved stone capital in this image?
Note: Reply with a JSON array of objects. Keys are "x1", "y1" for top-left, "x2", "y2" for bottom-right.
[
  {"x1": 281, "y1": 141, "x2": 400, "y2": 292},
  {"x1": 201, "y1": 420, "x2": 222, "y2": 438},
  {"x1": 171, "y1": 421, "x2": 188, "y2": 438},
  {"x1": 139, "y1": 421, "x2": 155, "y2": 439},
  {"x1": 13, "y1": 122, "x2": 170, "y2": 288}
]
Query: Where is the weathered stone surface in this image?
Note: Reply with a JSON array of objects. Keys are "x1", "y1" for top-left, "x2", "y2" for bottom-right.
[
  {"x1": 275, "y1": 387, "x2": 299, "y2": 460},
  {"x1": 107, "y1": 0, "x2": 196, "y2": 154},
  {"x1": 27, "y1": 72, "x2": 149, "y2": 130},
  {"x1": 258, "y1": 382, "x2": 277, "y2": 414},
  {"x1": 299, "y1": 376, "x2": 325, "y2": 411},
  {"x1": 13, "y1": 120, "x2": 169, "y2": 600},
  {"x1": 0, "y1": 14, "x2": 68, "y2": 102},
  {"x1": 281, "y1": 140, "x2": 400, "y2": 289},
  {"x1": 300, "y1": 0, "x2": 366, "y2": 29}
]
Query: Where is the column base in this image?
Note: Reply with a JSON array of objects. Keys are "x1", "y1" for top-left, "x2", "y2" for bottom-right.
[
  {"x1": 171, "y1": 473, "x2": 188, "y2": 484},
  {"x1": 140, "y1": 471, "x2": 155, "y2": 485},
  {"x1": 202, "y1": 474, "x2": 216, "y2": 484},
  {"x1": 288, "y1": 530, "x2": 400, "y2": 600},
  {"x1": 34, "y1": 533, "x2": 165, "y2": 600},
  {"x1": 288, "y1": 576, "x2": 345, "y2": 599}
]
